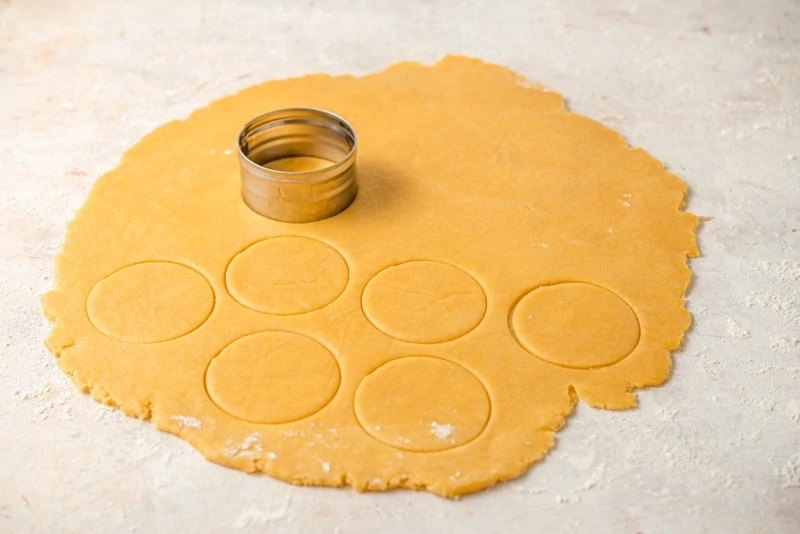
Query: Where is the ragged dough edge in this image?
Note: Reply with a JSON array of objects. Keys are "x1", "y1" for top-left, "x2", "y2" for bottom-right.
[
  {"x1": 113, "y1": 379, "x2": 578, "y2": 499},
  {"x1": 39, "y1": 55, "x2": 700, "y2": 497},
  {"x1": 185, "y1": 426, "x2": 561, "y2": 499},
  {"x1": 149, "y1": 389, "x2": 574, "y2": 498},
  {"x1": 42, "y1": 290, "x2": 78, "y2": 363},
  {"x1": 526, "y1": 79, "x2": 700, "y2": 411},
  {"x1": 178, "y1": 385, "x2": 578, "y2": 499},
  {"x1": 42, "y1": 289, "x2": 157, "y2": 421},
  {"x1": 40, "y1": 322, "x2": 575, "y2": 497},
  {"x1": 570, "y1": 181, "x2": 700, "y2": 410}
]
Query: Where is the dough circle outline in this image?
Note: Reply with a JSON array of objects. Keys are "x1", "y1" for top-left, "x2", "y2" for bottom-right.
[
  {"x1": 86, "y1": 260, "x2": 215, "y2": 344},
  {"x1": 361, "y1": 260, "x2": 487, "y2": 344},
  {"x1": 225, "y1": 235, "x2": 349, "y2": 315},
  {"x1": 509, "y1": 281, "x2": 641, "y2": 369},
  {"x1": 354, "y1": 355, "x2": 492, "y2": 452},
  {"x1": 205, "y1": 330, "x2": 341, "y2": 424}
]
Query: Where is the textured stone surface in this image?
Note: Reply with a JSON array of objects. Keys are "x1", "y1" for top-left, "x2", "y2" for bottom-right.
[{"x1": 2, "y1": 0, "x2": 798, "y2": 531}]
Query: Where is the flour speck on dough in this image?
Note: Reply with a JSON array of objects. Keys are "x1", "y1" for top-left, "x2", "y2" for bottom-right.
[
  {"x1": 224, "y1": 432, "x2": 263, "y2": 458},
  {"x1": 321, "y1": 462, "x2": 331, "y2": 473},
  {"x1": 431, "y1": 422, "x2": 454, "y2": 440},
  {"x1": 170, "y1": 414, "x2": 202, "y2": 429}
]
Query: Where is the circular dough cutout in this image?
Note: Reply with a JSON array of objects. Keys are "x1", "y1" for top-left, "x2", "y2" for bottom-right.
[
  {"x1": 354, "y1": 356, "x2": 490, "y2": 452},
  {"x1": 205, "y1": 331, "x2": 340, "y2": 424},
  {"x1": 226, "y1": 236, "x2": 348, "y2": 315},
  {"x1": 362, "y1": 261, "x2": 486, "y2": 344},
  {"x1": 510, "y1": 282, "x2": 640, "y2": 369},
  {"x1": 87, "y1": 261, "x2": 214, "y2": 344}
]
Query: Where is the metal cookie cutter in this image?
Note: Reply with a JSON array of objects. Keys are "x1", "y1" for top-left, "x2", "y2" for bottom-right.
[{"x1": 237, "y1": 108, "x2": 358, "y2": 223}]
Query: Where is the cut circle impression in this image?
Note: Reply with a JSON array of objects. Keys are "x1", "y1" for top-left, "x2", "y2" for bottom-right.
[
  {"x1": 226, "y1": 236, "x2": 349, "y2": 315},
  {"x1": 361, "y1": 261, "x2": 486, "y2": 344},
  {"x1": 510, "y1": 282, "x2": 640, "y2": 369},
  {"x1": 86, "y1": 261, "x2": 214, "y2": 344},
  {"x1": 354, "y1": 356, "x2": 491, "y2": 452},
  {"x1": 205, "y1": 331, "x2": 340, "y2": 424}
]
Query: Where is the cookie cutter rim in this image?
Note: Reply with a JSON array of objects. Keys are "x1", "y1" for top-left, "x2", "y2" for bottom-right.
[{"x1": 237, "y1": 107, "x2": 358, "y2": 222}]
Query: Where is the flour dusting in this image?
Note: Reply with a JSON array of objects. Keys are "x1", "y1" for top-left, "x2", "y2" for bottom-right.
[
  {"x1": 770, "y1": 335, "x2": 800, "y2": 353},
  {"x1": 170, "y1": 415, "x2": 201, "y2": 429},
  {"x1": 779, "y1": 453, "x2": 800, "y2": 489},
  {"x1": 785, "y1": 399, "x2": 800, "y2": 423},
  {"x1": 741, "y1": 259, "x2": 800, "y2": 325},
  {"x1": 233, "y1": 495, "x2": 292, "y2": 528},
  {"x1": 224, "y1": 432, "x2": 262, "y2": 458},
  {"x1": 725, "y1": 317, "x2": 751, "y2": 338},
  {"x1": 741, "y1": 258, "x2": 800, "y2": 282},
  {"x1": 431, "y1": 422, "x2": 454, "y2": 440}
]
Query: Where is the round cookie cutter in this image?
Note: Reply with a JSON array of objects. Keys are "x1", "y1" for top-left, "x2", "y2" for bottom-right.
[{"x1": 237, "y1": 108, "x2": 358, "y2": 223}]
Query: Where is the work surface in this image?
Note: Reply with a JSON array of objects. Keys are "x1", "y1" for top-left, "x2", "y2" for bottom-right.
[{"x1": 2, "y1": 0, "x2": 798, "y2": 532}]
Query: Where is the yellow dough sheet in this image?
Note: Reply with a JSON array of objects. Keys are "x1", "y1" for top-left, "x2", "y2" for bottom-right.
[{"x1": 42, "y1": 56, "x2": 698, "y2": 498}]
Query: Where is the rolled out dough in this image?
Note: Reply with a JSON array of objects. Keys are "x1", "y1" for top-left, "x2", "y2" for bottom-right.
[{"x1": 42, "y1": 56, "x2": 698, "y2": 497}]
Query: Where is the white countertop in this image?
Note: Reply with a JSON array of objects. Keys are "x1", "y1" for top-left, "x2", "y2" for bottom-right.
[{"x1": 2, "y1": 0, "x2": 798, "y2": 532}]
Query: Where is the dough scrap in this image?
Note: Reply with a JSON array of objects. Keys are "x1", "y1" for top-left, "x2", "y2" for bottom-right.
[{"x1": 42, "y1": 56, "x2": 698, "y2": 498}]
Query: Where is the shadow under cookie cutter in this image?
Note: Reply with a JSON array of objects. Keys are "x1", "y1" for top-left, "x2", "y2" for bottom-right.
[{"x1": 237, "y1": 108, "x2": 358, "y2": 223}]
